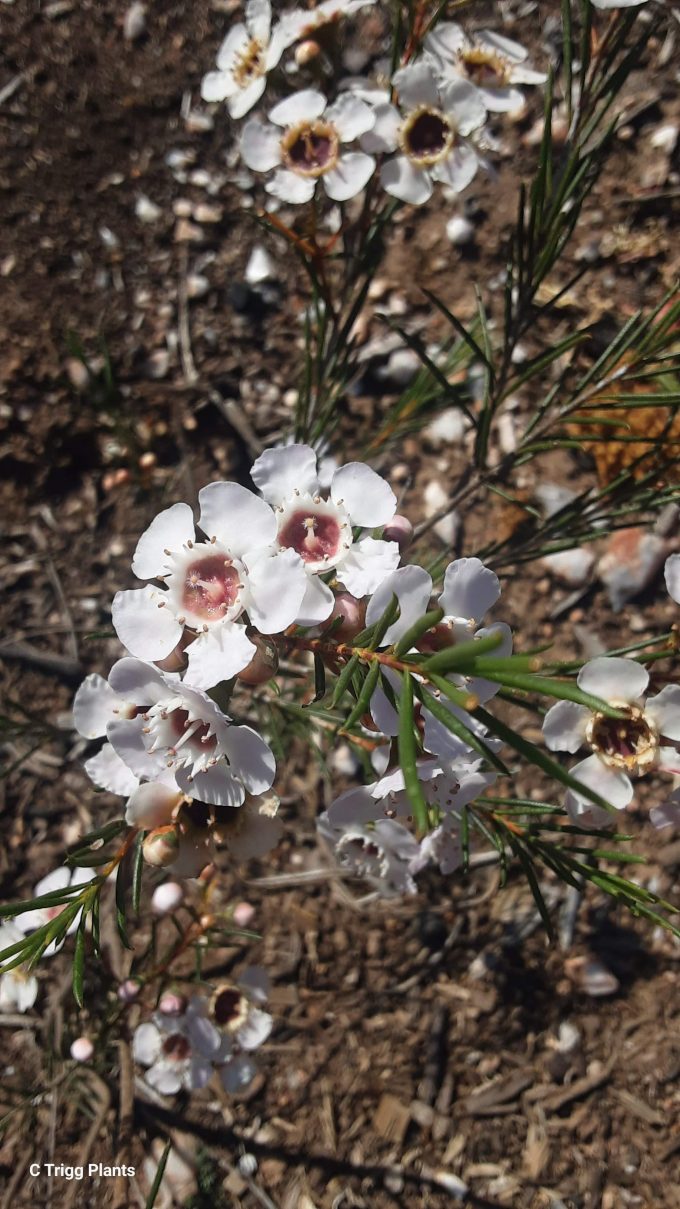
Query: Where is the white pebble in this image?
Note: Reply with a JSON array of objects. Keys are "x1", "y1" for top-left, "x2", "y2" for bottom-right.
[
  {"x1": 446, "y1": 215, "x2": 474, "y2": 246},
  {"x1": 245, "y1": 244, "x2": 276, "y2": 285},
  {"x1": 123, "y1": 2, "x2": 146, "y2": 41},
  {"x1": 135, "y1": 194, "x2": 162, "y2": 224}
]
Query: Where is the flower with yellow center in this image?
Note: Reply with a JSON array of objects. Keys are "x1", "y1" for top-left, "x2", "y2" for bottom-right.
[
  {"x1": 425, "y1": 23, "x2": 547, "y2": 114},
  {"x1": 542, "y1": 656, "x2": 680, "y2": 819}
]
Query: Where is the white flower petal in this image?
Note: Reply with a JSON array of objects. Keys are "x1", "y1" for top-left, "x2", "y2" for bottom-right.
[
  {"x1": 247, "y1": 548, "x2": 308, "y2": 633},
  {"x1": 251, "y1": 443, "x2": 320, "y2": 504},
  {"x1": 269, "y1": 88, "x2": 327, "y2": 127},
  {"x1": 577, "y1": 656, "x2": 649, "y2": 704},
  {"x1": 220, "y1": 1054, "x2": 257, "y2": 1093},
  {"x1": 266, "y1": 20, "x2": 296, "y2": 68},
  {"x1": 133, "y1": 1021, "x2": 162, "y2": 1067},
  {"x1": 238, "y1": 965, "x2": 270, "y2": 1003},
  {"x1": 14, "y1": 974, "x2": 39, "y2": 1013},
  {"x1": 230, "y1": 811, "x2": 283, "y2": 860},
  {"x1": 328, "y1": 785, "x2": 380, "y2": 826},
  {"x1": 650, "y1": 795, "x2": 680, "y2": 830},
  {"x1": 441, "y1": 78, "x2": 487, "y2": 134},
  {"x1": 175, "y1": 763, "x2": 245, "y2": 809},
  {"x1": 265, "y1": 168, "x2": 316, "y2": 204},
  {"x1": 330, "y1": 462, "x2": 396, "y2": 527},
  {"x1": 216, "y1": 24, "x2": 249, "y2": 71},
  {"x1": 170, "y1": 828, "x2": 216, "y2": 878},
  {"x1": 392, "y1": 59, "x2": 440, "y2": 109},
  {"x1": 567, "y1": 753, "x2": 633, "y2": 811},
  {"x1": 440, "y1": 557, "x2": 500, "y2": 623},
  {"x1": 338, "y1": 537, "x2": 400, "y2": 597},
  {"x1": 132, "y1": 503, "x2": 195, "y2": 579},
  {"x1": 424, "y1": 22, "x2": 466, "y2": 61},
  {"x1": 380, "y1": 155, "x2": 433, "y2": 205},
  {"x1": 184, "y1": 625, "x2": 256, "y2": 690},
  {"x1": 35, "y1": 867, "x2": 72, "y2": 896},
  {"x1": 366, "y1": 565, "x2": 433, "y2": 646},
  {"x1": 245, "y1": 0, "x2": 271, "y2": 43},
  {"x1": 477, "y1": 85, "x2": 526, "y2": 114},
  {"x1": 476, "y1": 30, "x2": 528, "y2": 63},
  {"x1": 198, "y1": 481, "x2": 277, "y2": 555},
  {"x1": 146, "y1": 1062, "x2": 183, "y2": 1095},
  {"x1": 325, "y1": 94, "x2": 375, "y2": 141},
  {"x1": 241, "y1": 117, "x2": 283, "y2": 171},
  {"x1": 112, "y1": 587, "x2": 182, "y2": 662},
  {"x1": 125, "y1": 782, "x2": 182, "y2": 829},
  {"x1": 475, "y1": 621, "x2": 513, "y2": 657},
  {"x1": 657, "y1": 746, "x2": 680, "y2": 773},
  {"x1": 222, "y1": 725, "x2": 276, "y2": 794},
  {"x1": 108, "y1": 718, "x2": 166, "y2": 781},
  {"x1": 73, "y1": 674, "x2": 121, "y2": 739},
  {"x1": 510, "y1": 66, "x2": 548, "y2": 86},
  {"x1": 590, "y1": 0, "x2": 647, "y2": 8},
  {"x1": 324, "y1": 152, "x2": 375, "y2": 201},
  {"x1": 665, "y1": 553, "x2": 680, "y2": 604},
  {"x1": 85, "y1": 742, "x2": 140, "y2": 795},
  {"x1": 189, "y1": 1057, "x2": 215, "y2": 1089},
  {"x1": 645, "y1": 685, "x2": 680, "y2": 740},
  {"x1": 294, "y1": 575, "x2": 335, "y2": 625},
  {"x1": 238, "y1": 1007, "x2": 273, "y2": 1050},
  {"x1": 229, "y1": 77, "x2": 267, "y2": 120},
  {"x1": 370, "y1": 681, "x2": 400, "y2": 737},
  {"x1": 108, "y1": 657, "x2": 167, "y2": 702},
  {"x1": 430, "y1": 143, "x2": 478, "y2": 193},
  {"x1": 360, "y1": 103, "x2": 400, "y2": 153},
  {"x1": 542, "y1": 701, "x2": 590, "y2": 753},
  {"x1": 201, "y1": 69, "x2": 234, "y2": 103}
]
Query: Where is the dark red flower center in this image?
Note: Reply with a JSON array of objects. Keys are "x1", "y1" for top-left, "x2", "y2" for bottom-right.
[
  {"x1": 212, "y1": 987, "x2": 245, "y2": 1027},
  {"x1": 281, "y1": 120, "x2": 339, "y2": 178},
  {"x1": 168, "y1": 709, "x2": 217, "y2": 756},
  {"x1": 403, "y1": 108, "x2": 453, "y2": 165},
  {"x1": 182, "y1": 554, "x2": 241, "y2": 620},
  {"x1": 162, "y1": 1033, "x2": 191, "y2": 1060},
  {"x1": 278, "y1": 509, "x2": 342, "y2": 563}
]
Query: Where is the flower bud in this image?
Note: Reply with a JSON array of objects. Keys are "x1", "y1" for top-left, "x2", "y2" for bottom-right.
[
  {"x1": 151, "y1": 881, "x2": 185, "y2": 916},
  {"x1": 295, "y1": 38, "x2": 321, "y2": 66},
  {"x1": 143, "y1": 824, "x2": 180, "y2": 868},
  {"x1": 117, "y1": 978, "x2": 141, "y2": 1003},
  {"x1": 326, "y1": 592, "x2": 366, "y2": 641},
  {"x1": 158, "y1": 991, "x2": 187, "y2": 1016},
  {"x1": 237, "y1": 634, "x2": 279, "y2": 686},
  {"x1": 70, "y1": 1036, "x2": 94, "y2": 1063},
  {"x1": 382, "y1": 514, "x2": 414, "y2": 550},
  {"x1": 233, "y1": 901, "x2": 256, "y2": 928}
]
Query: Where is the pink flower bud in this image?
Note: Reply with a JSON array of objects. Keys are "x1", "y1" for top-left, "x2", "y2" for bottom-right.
[
  {"x1": 151, "y1": 881, "x2": 185, "y2": 916},
  {"x1": 326, "y1": 592, "x2": 366, "y2": 641},
  {"x1": 117, "y1": 978, "x2": 141, "y2": 1003},
  {"x1": 295, "y1": 39, "x2": 321, "y2": 66},
  {"x1": 233, "y1": 901, "x2": 256, "y2": 928},
  {"x1": 237, "y1": 635, "x2": 279, "y2": 686},
  {"x1": 143, "y1": 824, "x2": 180, "y2": 868},
  {"x1": 382, "y1": 514, "x2": 413, "y2": 549},
  {"x1": 158, "y1": 991, "x2": 187, "y2": 1017},
  {"x1": 70, "y1": 1036, "x2": 94, "y2": 1063}
]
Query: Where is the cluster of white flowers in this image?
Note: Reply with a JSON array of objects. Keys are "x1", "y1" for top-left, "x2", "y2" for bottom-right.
[
  {"x1": 133, "y1": 967, "x2": 272, "y2": 1094},
  {"x1": 201, "y1": 0, "x2": 548, "y2": 207},
  {"x1": 73, "y1": 444, "x2": 403, "y2": 883}
]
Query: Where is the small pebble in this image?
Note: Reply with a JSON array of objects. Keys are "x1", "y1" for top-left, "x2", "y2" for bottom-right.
[
  {"x1": 123, "y1": 1, "x2": 146, "y2": 41},
  {"x1": 446, "y1": 215, "x2": 474, "y2": 246},
  {"x1": 135, "y1": 194, "x2": 162, "y2": 224}
]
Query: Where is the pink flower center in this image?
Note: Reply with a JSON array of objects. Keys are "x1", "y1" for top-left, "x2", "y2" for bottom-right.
[
  {"x1": 162, "y1": 1033, "x2": 191, "y2": 1061},
  {"x1": 278, "y1": 509, "x2": 342, "y2": 563},
  {"x1": 281, "y1": 120, "x2": 339, "y2": 178},
  {"x1": 168, "y1": 709, "x2": 217, "y2": 758},
  {"x1": 587, "y1": 707, "x2": 657, "y2": 772},
  {"x1": 181, "y1": 555, "x2": 241, "y2": 621},
  {"x1": 461, "y1": 49, "x2": 509, "y2": 87}
]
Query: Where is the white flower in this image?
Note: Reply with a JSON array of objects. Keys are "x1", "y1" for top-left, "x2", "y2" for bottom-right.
[
  {"x1": 330, "y1": 756, "x2": 495, "y2": 827},
  {"x1": 318, "y1": 813, "x2": 419, "y2": 896},
  {"x1": 241, "y1": 89, "x2": 376, "y2": 204},
  {"x1": 361, "y1": 57, "x2": 486, "y2": 205},
  {"x1": 192, "y1": 966, "x2": 273, "y2": 1093},
  {"x1": 280, "y1": 0, "x2": 376, "y2": 43},
  {"x1": 133, "y1": 995, "x2": 222, "y2": 1094},
  {"x1": 14, "y1": 866, "x2": 95, "y2": 956},
  {"x1": 425, "y1": 24, "x2": 547, "y2": 113},
  {"x1": 73, "y1": 672, "x2": 145, "y2": 796},
  {"x1": 111, "y1": 486, "x2": 308, "y2": 689},
  {"x1": 364, "y1": 558, "x2": 511, "y2": 737},
  {"x1": 201, "y1": 0, "x2": 297, "y2": 119},
  {"x1": 100, "y1": 658, "x2": 276, "y2": 810},
  {"x1": 542, "y1": 656, "x2": 680, "y2": 816},
  {"x1": 651, "y1": 790, "x2": 680, "y2": 831},
  {"x1": 665, "y1": 553, "x2": 680, "y2": 604},
  {"x1": 0, "y1": 922, "x2": 38, "y2": 1013},
  {"x1": 410, "y1": 815, "x2": 463, "y2": 876},
  {"x1": 250, "y1": 443, "x2": 399, "y2": 623}
]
